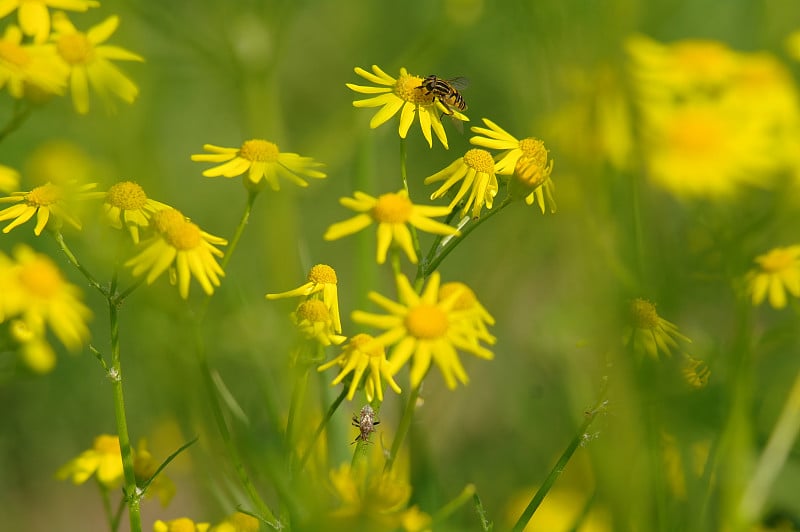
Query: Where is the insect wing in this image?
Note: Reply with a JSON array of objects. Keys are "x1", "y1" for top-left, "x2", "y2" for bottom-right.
[{"x1": 446, "y1": 76, "x2": 469, "y2": 91}]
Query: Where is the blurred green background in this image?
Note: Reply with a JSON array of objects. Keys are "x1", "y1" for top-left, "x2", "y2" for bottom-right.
[{"x1": 3, "y1": 0, "x2": 800, "y2": 530}]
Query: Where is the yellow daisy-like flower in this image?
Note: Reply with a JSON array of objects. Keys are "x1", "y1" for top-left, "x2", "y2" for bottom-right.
[
  {"x1": 352, "y1": 272, "x2": 494, "y2": 389},
  {"x1": 0, "y1": 24, "x2": 68, "y2": 98},
  {"x1": 190, "y1": 139, "x2": 326, "y2": 190},
  {"x1": 103, "y1": 181, "x2": 170, "y2": 244},
  {"x1": 746, "y1": 245, "x2": 800, "y2": 309},
  {"x1": 56, "y1": 434, "x2": 124, "y2": 488},
  {"x1": 51, "y1": 11, "x2": 144, "y2": 114},
  {"x1": 470, "y1": 118, "x2": 557, "y2": 213},
  {"x1": 425, "y1": 148, "x2": 499, "y2": 218},
  {"x1": 133, "y1": 439, "x2": 176, "y2": 507},
  {"x1": 438, "y1": 281, "x2": 496, "y2": 345},
  {"x1": 266, "y1": 263, "x2": 342, "y2": 333},
  {"x1": 291, "y1": 299, "x2": 347, "y2": 347},
  {"x1": 347, "y1": 64, "x2": 466, "y2": 149},
  {"x1": 153, "y1": 518, "x2": 210, "y2": 532},
  {"x1": 0, "y1": 181, "x2": 102, "y2": 235},
  {"x1": 0, "y1": 164, "x2": 20, "y2": 193},
  {"x1": 318, "y1": 333, "x2": 402, "y2": 402},
  {"x1": 0, "y1": 0, "x2": 98, "y2": 44},
  {"x1": 0, "y1": 245, "x2": 91, "y2": 352},
  {"x1": 209, "y1": 512, "x2": 261, "y2": 532},
  {"x1": 626, "y1": 298, "x2": 691, "y2": 359},
  {"x1": 323, "y1": 189, "x2": 459, "y2": 265},
  {"x1": 125, "y1": 209, "x2": 227, "y2": 299}
]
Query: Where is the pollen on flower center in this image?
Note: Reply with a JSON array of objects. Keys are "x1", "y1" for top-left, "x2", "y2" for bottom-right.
[
  {"x1": 151, "y1": 209, "x2": 186, "y2": 234},
  {"x1": 308, "y1": 264, "x2": 337, "y2": 285},
  {"x1": 630, "y1": 298, "x2": 660, "y2": 329},
  {"x1": 26, "y1": 183, "x2": 62, "y2": 206},
  {"x1": 405, "y1": 304, "x2": 448, "y2": 339},
  {"x1": 519, "y1": 138, "x2": 548, "y2": 161},
  {"x1": 18, "y1": 258, "x2": 64, "y2": 298},
  {"x1": 0, "y1": 41, "x2": 30, "y2": 67},
  {"x1": 395, "y1": 72, "x2": 433, "y2": 105},
  {"x1": 372, "y1": 192, "x2": 413, "y2": 223},
  {"x1": 463, "y1": 149, "x2": 495, "y2": 174},
  {"x1": 668, "y1": 112, "x2": 723, "y2": 155},
  {"x1": 106, "y1": 182, "x2": 147, "y2": 210},
  {"x1": 439, "y1": 282, "x2": 474, "y2": 311},
  {"x1": 348, "y1": 333, "x2": 384, "y2": 357},
  {"x1": 56, "y1": 33, "x2": 94, "y2": 64},
  {"x1": 239, "y1": 139, "x2": 279, "y2": 162},
  {"x1": 758, "y1": 248, "x2": 796, "y2": 272},
  {"x1": 163, "y1": 220, "x2": 202, "y2": 250},
  {"x1": 296, "y1": 299, "x2": 330, "y2": 322},
  {"x1": 93, "y1": 434, "x2": 120, "y2": 454}
]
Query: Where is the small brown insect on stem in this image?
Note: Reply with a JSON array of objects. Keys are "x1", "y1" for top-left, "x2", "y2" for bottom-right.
[{"x1": 352, "y1": 405, "x2": 379, "y2": 444}]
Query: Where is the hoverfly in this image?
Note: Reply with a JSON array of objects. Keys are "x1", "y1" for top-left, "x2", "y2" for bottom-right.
[
  {"x1": 417, "y1": 75, "x2": 469, "y2": 131},
  {"x1": 351, "y1": 405, "x2": 379, "y2": 444}
]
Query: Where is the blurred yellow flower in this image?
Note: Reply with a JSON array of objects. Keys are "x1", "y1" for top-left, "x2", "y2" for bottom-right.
[
  {"x1": 506, "y1": 486, "x2": 611, "y2": 531},
  {"x1": 133, "y1": 439, "x2": 176, "y2": 507},
  {"x1": 318, "y1": 333, "x2": 402, "y2": 402},
  {"x1": 0, "y1": 245, "x2": 91, "y2": 355},
  {"x1": 347, "y1": 64, "x2": 464, "y2": 149},
  {"x1": 0, "y1": 164, "x2": 20, "y2": 193},
  {"x1": 191, "y1": 139, "x2": 326, "y2": 190},
  {"x1": 425, "y1": 148, "x2": 499, "y2": 218},
  {"x1": 210, "y1": 512, "x2": 260, "y2": 532},
  {"x1": 746, "y1": 245, "x2": 800, "y2": 309},
  {"x1": 153, "y1": 518, "x2": 210, "y2": 532},
  {"x1": 438, "y1": 281, "x2": 496, "y2": 345},
  {"x1": 56, "y1": 434, "x2": 123, "y2": 488},
  {"x1": 323, "y1": 190, "x2": 458, "y2": 264},
  {"x1": 25, "y1": 140, "x2": 102, "y2": 186},
  {"x1": 125, "y1": 208, "x2": 227, "y2": 299},
  {"x1": 0, "y1": 24, "x2": 68, "y2": 97},
  {"x1": 266, "y1": 263, "x2": 342, "y2": 333},
  {"x1": 0, "y1": 181, "x2": 102, "y2": 235},
  {"x1": 291, "y1": 299, "x2": 346, "y2": 347},
  {"x1": 681, "y1": 354, "x2": 711, "y2": 389},
  {"x1": 51, "y1": 12, "x2": 144, "y2": 114},
  {"x1": 103, "y1": 181, "x2": 170, "y2": 243},
  {"x1": 6, "y1": 318, "x2": 57, "y2": 373},
  {"x1": 626, "y1": 298, "x2": 691, "y2": 359},
  {"x1": 0, "y1": 0, "x2": 98, "y2": 43},
  {"x1": 352, "y1": 272, "x2": 494, "y2": 389}
]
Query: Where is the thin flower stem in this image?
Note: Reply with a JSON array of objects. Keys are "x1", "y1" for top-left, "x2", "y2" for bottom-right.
[
  {"x1": 0, "y1": 100, "x2": 32, "y2": 143},
  {"x1": 383, "y1": 381, "x2": 422, "y2": 473},
  {"x1": 430, "y1": 484, "x2": 477, "y2": 526},
  {"x1": 52, "y1": 230, "x2": 109, "y2": 297},
  {"x1": 111, "y1": 496, "x2": 126, "y2": 532},
  {"x1": 424, "y1": 196, "x2": 512, "y2": 277},
  {"x1": 285, "y1": 363, "x2": 310, "y2": 457},
  {"x1": 221, "y1": 188, "x2": 259, "y2": 271},
  {"x1": 98, "y1": 482, "x2": 113, "y2": 531},
  {"x1": 510, "y1": 394, "x2": 608, "y2": 532},
  {"x1": 297, "y1": 386, "x2": 348, "y2": 471}
]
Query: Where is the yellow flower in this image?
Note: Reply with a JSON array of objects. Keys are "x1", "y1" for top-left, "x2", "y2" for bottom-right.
[
  {"x1": 209, "y1": 512, "x2": 261, "y2": 532},
  {"x1": 424, "y1": 148, "x2": 499, "y2": 218},
  {"x1": 438, "y1": 281, "x2": 496, "y2": 345},
  {"x1": 266, "y1": 263, "x2": 342, "y2": 333},
  {"x1": 25, "y1": 139, "x2": 100, "y2": 186},
  {"x1": 469, "y1": 118, "x2": 556, "y2": 213},
  {"x1": 0, "y1": 164, "x2": 20, "y2": 193},
  {"x1": 191, "y1": 139, "x2": 326, "y2": 190},
  {"x1": 56, "y1": 434, "x2": 124, "y2": 488},
  {"x1": 51, "y1": 11, "x2": 144, "y2": 114},
  {"x1": 746, "y1": 245, "x2": 800, "y2": 309},
  {"x1": 153, "y1": 518, "x2": 210, "y2": 532},
  {"x1": 323, "y1": 189, "x2": 459, "y2": 264},
  {"x1": 0, "y1": 245, "x2": 91, "y2": 354},
  {"x1": 347, "y1": 64, "x2": 465, "y2": 149},
  {"x1": 318, "y1": 333, "x2": 402, "y2": 402},
  {"x1": 103, "y1": 181, "x2": 170, "y2": 243},
  {"x1": 0, "y1": 181, "x2": 102, "y2": 235},
  {"x1": 626, "y1": 298, "x2": 691, "y2": 359},
  {"x1": 681, "y1": 354, "x2": 710, "y2": 389},
  {"x1": 0, "y1": 24, "x2": 68, "y2": 97},
  {"x1": 5, "y1": 318, "x2": 57, "y2": 373},
  {"x1": 125, "y1": 209, "x2": 227, "y2": 299},
  {"x1": 0, "y1": 0, "x2": 98, "y2": 43},
  {"x1": 291, "y1": 299, "x2": 346, "y2": 347},
  {"x1": 133, "y1": 439, "x2": 176, "y2": 507},
  {"x1": 352, "y1": 272, "x2": 494, "y2": 389}
]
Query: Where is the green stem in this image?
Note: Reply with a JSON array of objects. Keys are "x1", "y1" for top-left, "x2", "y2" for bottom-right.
[
  {"x1": 383, "y1": 381, "x2": 422, "y2": 473},
  {"x1": 98, "y1": 482, "x2": 113, "y2": 531},
  {"x1": 221, "y1": 188, "x2": 259, "y2": 271},
  {"x1": 285, "y1": 363, "x2": 310, "y2": 458},
  {"x1": 53, "y1": 230, "x2": 108, "y2": 297},
  {"x1": 0, "y1": 100, "x2": 32, "y2": 143},
  {"x1": 111, "y1": 496, "x2": 126, "y2": 532},
  {"x1": 510, "y1": 395, "x2": 608, "y2": 532},
  {"x1": 424, "y1": 197, "x2": 512, "y2": 277},
  {"x1": 296, "y1": 386, "x2": 348, "y2": 471}
]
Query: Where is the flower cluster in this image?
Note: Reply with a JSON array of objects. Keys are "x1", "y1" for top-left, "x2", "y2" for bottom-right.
[{"x1": 745, "y1": 245, "x2": 800, "y2": 309}]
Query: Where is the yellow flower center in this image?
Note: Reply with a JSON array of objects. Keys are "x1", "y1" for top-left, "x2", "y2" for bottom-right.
[
  {"x1": 0, "y1": 40, "x2": 30, "y2": 67},
  {"x1": 667, "y1": 109, "x2": 724, "y2": 157},
  {"x1": 56, "y1": 32, "x2": 95, "y2": 65},
  {"x1": 630, "y1": 298, "x2": 660, "y2": 330},
  {"x1": 296, "y1": 299, "x2": 330, "y2": 323},
  {"x1": 163, "y1": 220, "x2": 202, "y2": 251},
  {"x1": 348, "y1": 333, "x2": 384, "y2": 358},
  {"x1": 18, "y1": 255, "x2": 64, "y2": 298},
  {"x1": 106, "y1": 181, "x2": 147, "y2": 210},
  {"x1": 463, "y1": 149, "x2": 495, "y2": 174},
  {"x1": 758, "y1": 248, "x2": 798, "y2": 273},
  {"x1": 93, "y1": 434, "x2": 121, "y2": 455},
  {"x1": 239, "y1": 139, "x2": 279, "y2": 162},
  {"x1": 151, "y1": 209, "x2": 186, "y2": 234},
  {"x1": 26, "y1": 183, "x2": 62, "y2": 206},
  {"x1": 395, "y1": 70, "x2": 433, "y2": 105},
  {"x1": 164, "y1": 518, "x2": 199, "y2": 532},
  {"x1": 405, "y1": 304, "x2": 448, "y2": 339},
  {"x1": 308, "y1": 263, "x2": 337, "y2": 285},
  {"x1": 439, "y1": 282, "x2": 475, "y2": 311},
  {"x1": 372, "y1": 192, "x2": 412, "y2": 224},
  {"x1": 520, "y1": 137, "x2": 548, "y2": 160}
]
